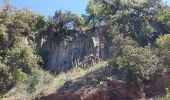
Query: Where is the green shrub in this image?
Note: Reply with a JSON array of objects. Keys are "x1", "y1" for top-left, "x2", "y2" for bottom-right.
[
  {"x1": 12, "y1": 69, "x2": 27, "y2": 84},
  {"x1": 0, "y1": 24, "x2": 7, "y2": 40},
  {"x1": 156, "y1": 34, "x2": 170, "y2": 68},
  {"x1": 111, "y1": 35, "x2": 138, "y2": 56},
  {"x1": 23, "y1": 68, "x2": 54, "y2": 95},
  {"x1": 1, "y1": 36, "x2": 42, "y2": 96},
  {"x1": 156, "y1": 34, "x2": 170, "y2": 51},
  {"x1": 156, "y1": 8, "x2": 170, "y2": 32},
  {"x1": 6, "y1": 37, "x2": 41, "y2": 73},
  {"x1": 112, "y1": 45, "x2": 156, "y2": 85},
  {"x1": 112, "y1": 34, "x2": 138, "y2": 48},
  {"x1": 0, "y1": 63, "x2": 12, "y2": 96}
]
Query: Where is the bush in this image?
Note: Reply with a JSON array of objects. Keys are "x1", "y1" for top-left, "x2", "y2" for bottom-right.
[
  {"x1": 156, "y1": 8, "x2": 170, "y2": 32},
  {"x1": 111, "y1": 45, "x2": 157, "y2": 85},
  {"x1": 156, "y1": 34, "x2": 170, "y2": 68},
  {"x1": 6, "y1": 37, "x2": 41, "y2": 73},
  {"x1": 111, "y1": 35, "x2": 138, "y2": 56},
  {"x1": 112, "y1": 34, "x2": 138, "y2": 47},
  {"x1": 12, "y1": 69, "x2": 27, "y2": 84},
  {"x1": 156, "y1": 34, "x2": 170, "y2": 51},
  {"x1": 0, "y1": 63, "x2": 12, "y2": 96},
  {"x1": 0, "y1": 37, "x2": 42, "y2": 96},
  {"x1": 23, "y1": 68, "x2": 54, "y2": 95}
]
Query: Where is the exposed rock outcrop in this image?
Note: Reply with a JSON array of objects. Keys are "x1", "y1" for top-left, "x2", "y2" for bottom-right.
[{"x1": 44, "y1": 28, "x2": 109, "y2": 73}]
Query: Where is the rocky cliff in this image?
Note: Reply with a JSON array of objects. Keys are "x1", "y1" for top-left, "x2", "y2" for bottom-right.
[{"x1": 43, "y1": 27, "x2": 110, "y2": 73}]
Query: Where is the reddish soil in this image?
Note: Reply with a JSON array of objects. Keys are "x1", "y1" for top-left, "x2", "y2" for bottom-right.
[{"x1": 39, "y1": 72, "x2": 170, "y2": 100}]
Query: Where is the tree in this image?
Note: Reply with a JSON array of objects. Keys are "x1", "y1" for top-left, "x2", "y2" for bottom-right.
[
  {"x1": 46, "y1": 10, "x2": 83, "y2": 40},
  {"x1": 0, "y1": 1, "x2": 44, "y2": 95},
  {"x1": 85, "y1": 0, "x2": 105, "y2": 29},
  {"x1": 86, "y1": 0, "x2": 96, "y2": 29},
  {"x1": 156, "y1": 7, "x2": 170, "y2": 33}
]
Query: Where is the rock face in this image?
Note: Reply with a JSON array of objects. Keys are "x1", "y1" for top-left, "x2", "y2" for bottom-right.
[{"x1": 45, "y1": 29, "x2": 108, "y2": 73}]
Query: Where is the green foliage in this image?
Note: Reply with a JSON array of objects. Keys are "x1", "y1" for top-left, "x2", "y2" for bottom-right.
[
  {"x1": 6, "y1": 37, "x2": 41, "y2": 73},
  {"x1": 0, "y1": 24, "x2": 8, "y2": 50},
  {"x1": 109, "y1": 34, "x2": 138, "y2": 60},
  {"x1": 0, "y1": 1, "x2": 43, "y2": 96},
  {"x1": 164, "y1": 88, "x2": 170, "y2": 100},
  {"x1": 12, "y1": 69, "x2": 27, "y2": 84},
  {"x1": 156, "y1": 34, "x2": 170, "y2": 68},
  {"x1": 0, "y1": 0, "x2": 169, "y2": 98},
  {"x1": 158, "y1": 50, "x2": 170, "y2": 68},
  {"x1": 156, "y1": 34, "x2": 170, "y2": 51},
  {"x1": 23, "y1": 68, "x2": 54, "y2": 95},
  {"x1": 0, "y1": 24, "x2": 7, "y2": 40},
  {"x1": 120, "y1": 20, "x2": 154, "y2": 46},
  {"x1": 85, "y1": 0, "x2": 163, "y2": 46},
  {"x1": 53, "y1": 10, "x2": 83, "y2": 30},
  {"x1": 36, "y1": 16, "x2": 47, "y2": 36},
  {"x1": 85, "y1": 0, "x2": 105, "y2": 27},
  {"x1": 156, "y1": 7, "x2": 170, "y2": 32},
  {"x1": 112, "y1": 34, "x2": 138, "y2": 49},
  {"x1": 111, "y1": 45, "x2": 156, "y2": 84},
  {"x1": 46, "y1": 10, "x2": 83, "y2": 40},
  {"x1": 0, "y1": 62, "x2": 12, "y2": 96}
]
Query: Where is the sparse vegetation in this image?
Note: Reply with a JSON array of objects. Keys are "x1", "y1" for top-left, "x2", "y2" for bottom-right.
[{"x1": 2, "y1": 61, "x2": 107, "y2": 99}]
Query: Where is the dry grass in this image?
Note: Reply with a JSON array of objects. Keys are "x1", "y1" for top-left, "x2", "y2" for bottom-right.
[
  {"x1": 43, "y1": 61, "x2": 108, "y2": 95},
  {"x1": 2, "y1": 61, "x2": 108, "y2": 100}
]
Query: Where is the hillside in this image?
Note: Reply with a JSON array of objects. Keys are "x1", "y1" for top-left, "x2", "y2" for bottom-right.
[{"x1": 0, "y1": 0, "x2": 170, "y2": 100}]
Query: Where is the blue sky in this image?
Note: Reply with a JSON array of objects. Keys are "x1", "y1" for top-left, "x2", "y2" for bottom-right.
[
  {"x1": 0, "y1": 0, "x2": 170, "y2": 17},
  {"x1": 0, "y1": 0, "x2": 89, "y2": 16}
]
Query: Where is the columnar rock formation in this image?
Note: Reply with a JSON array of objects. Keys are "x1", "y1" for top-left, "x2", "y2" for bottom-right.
[{"x1": 44, "y1": 28, "x2": 108, "y2": 73}]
